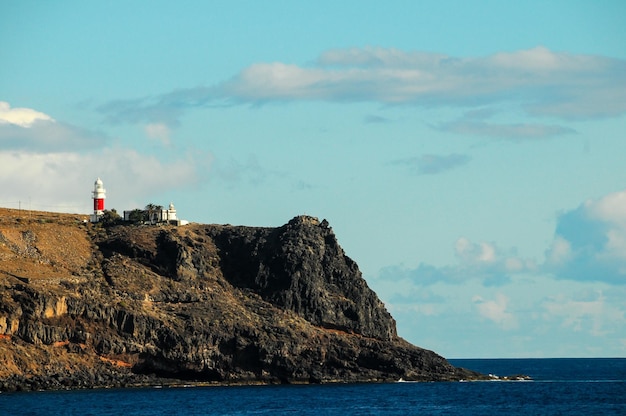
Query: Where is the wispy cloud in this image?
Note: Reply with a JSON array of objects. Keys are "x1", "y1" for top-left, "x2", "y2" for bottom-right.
[
  {"x1": 438, "y1": 120, "x2": 576, "y2": 140},
  {"x1": 98, "y1": 46, "x2": 626, "y2": 127},
  {"x1": 390, "y1": 153, "x2": 471, "y2": 175},
  {"x1": 435, "y1": 106, "x2": 577, "y2": 140},
  {"x1": 542, "y1": 291, "x2": 624, "y2": 336},
  {"x1": 380, "y1": 263, "x2": 457, "y2": 285},
  {"x1": 0, "y1": 120, "x2": 106, "y2": 151},
  {"x1": 144, "y1": 122, "x2": 172, "y2": 146},
  {"x1": 364, "y1": 114, "x2": 391, "y2": 124},
  {"x1": 212, "y1": 154, "x2": 288, "y2": 188}
]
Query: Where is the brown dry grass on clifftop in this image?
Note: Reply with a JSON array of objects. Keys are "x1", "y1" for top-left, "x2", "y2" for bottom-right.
[{"x1": 0, "y1": 207, "x2": 94, "y2": 284}]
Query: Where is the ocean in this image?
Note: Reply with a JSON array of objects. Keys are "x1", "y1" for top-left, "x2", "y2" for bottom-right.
[{"x1": 1, "y1": 358, "x2": 624, "y2": 415}]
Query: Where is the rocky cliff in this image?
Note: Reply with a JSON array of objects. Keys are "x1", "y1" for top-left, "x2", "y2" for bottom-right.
[{"x1": 0, "y1": 209, "x2": 484, "y2": 391}]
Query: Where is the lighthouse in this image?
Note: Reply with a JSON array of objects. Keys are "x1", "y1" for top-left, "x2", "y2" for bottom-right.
[{"x1": 90, "y1": 177, "x2": 106, "y2": 223}]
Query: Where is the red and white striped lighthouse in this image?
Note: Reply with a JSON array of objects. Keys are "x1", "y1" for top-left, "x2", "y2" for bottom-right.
[{"x1": 90, "y1": 177, "x2": 106, "y2": 222}]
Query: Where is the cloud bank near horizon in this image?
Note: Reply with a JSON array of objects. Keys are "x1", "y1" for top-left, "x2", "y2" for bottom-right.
[{"x1": 380, "y1": 189, "x2": 626, "y2": 286}]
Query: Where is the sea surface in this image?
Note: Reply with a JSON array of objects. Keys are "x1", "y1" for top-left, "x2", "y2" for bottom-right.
[{"x1": 1, "y1": 358, "x2": 625, "y2": 415}]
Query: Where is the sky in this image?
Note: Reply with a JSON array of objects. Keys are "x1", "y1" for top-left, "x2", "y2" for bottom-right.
[{"x1": 1, "y1": 0, "x2": 625, "y2": 358}]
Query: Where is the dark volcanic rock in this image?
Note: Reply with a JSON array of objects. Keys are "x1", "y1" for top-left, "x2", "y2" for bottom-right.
[
  {"x1": 0, "y1": 214, "x2": 485, "y2": 391},
  {"x1": 205, "y1": 216, "x2": 397, "y2": 340}
]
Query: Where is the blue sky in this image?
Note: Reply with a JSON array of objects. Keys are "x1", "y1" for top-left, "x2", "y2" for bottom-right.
[{"x1": 1, "y1": 0, "x2": 625, "y2": 358}]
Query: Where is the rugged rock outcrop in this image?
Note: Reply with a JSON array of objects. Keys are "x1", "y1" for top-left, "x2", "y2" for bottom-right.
[{"x1": 0, "y1": 210, "x2": 484, "y2": 391}]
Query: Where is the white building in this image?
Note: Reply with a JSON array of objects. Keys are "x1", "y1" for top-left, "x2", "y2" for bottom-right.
[{"x1": 123, "y1": 203, "x2": 187, "y2": 225}]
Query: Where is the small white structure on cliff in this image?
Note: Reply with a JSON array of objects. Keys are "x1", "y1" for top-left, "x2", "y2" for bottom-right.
[
  {"x1": 123, "y1": 203, "x2": 188, "y2": 225},
  {"x1": 142, "y1": 202, "x2": 177, "y2": 223}
]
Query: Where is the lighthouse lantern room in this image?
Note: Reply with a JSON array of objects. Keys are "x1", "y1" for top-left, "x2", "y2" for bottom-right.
[{"x1": 90, "y1": 177, "x2": 106, "y2": 223}]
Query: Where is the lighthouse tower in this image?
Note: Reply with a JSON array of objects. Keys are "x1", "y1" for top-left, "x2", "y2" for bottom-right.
[{"x1": 90, "y1": 178, "x2": 106, "y2": 223}]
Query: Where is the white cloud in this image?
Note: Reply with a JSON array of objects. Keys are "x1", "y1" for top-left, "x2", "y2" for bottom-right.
[
  {"x1": 605, "y1": 229, "x2": 626, "y2": 262},
  {"x1": 473, "y1": 293, "x2": 518, "y2": 330},
  {"x1": 504, "y1": 257, "x2": 524, "y2": 272},
  {"x1": 0, "y1": 101, "x2": 54, "y2": 127},
  {"x1": 144, "y1": 123, "x2": 171, "y2": 146},
  {"x1": 382, "y1": 189, "x2": 626, "y2": 289},
  {"x1": 547, "y1": 189, "x2": 626, "y2": 283},
  {"x1": 456, "y1": 238, "x2": 496, "y2": 263},
  {"x1": 542, "y1": 291, "x2": 624, "y2": 336},
  {"x1": 379, "y1": 238, "x2": 535, "y2": 287},
  {"x1": 0, "y1": 101, "x2": 105, "y2": 151},
  {"x1": 546, "y1": 236, "x2": 572, "y2": 265},
  {"x1": 99, "y1": 47, "x2": 626, "y2": 127},
  {"x1": 586, "y1": 190, "x2": 626, "y2": 227},
  {"x1": 491, "y1": 47, "x2": 591, "y2": 71},
  {"x1": 221, "y1": 46, "x2": 626, "y2": 117},
  {"x1": 455, "y1": 237, "x2": 537, "y2": 277}
]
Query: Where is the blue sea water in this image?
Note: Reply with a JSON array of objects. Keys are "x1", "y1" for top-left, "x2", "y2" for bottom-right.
[{"x1": 1, "y1": 358, "x2": 625, "y2": 415}]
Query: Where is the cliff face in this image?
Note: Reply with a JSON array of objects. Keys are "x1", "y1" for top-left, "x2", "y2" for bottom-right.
[
  {"x1": 204, "y1": 216, "x2": 397, "y2": 341},
  {"x1": 0, "y1": 209, "x2": 482, "y2": 391}
]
